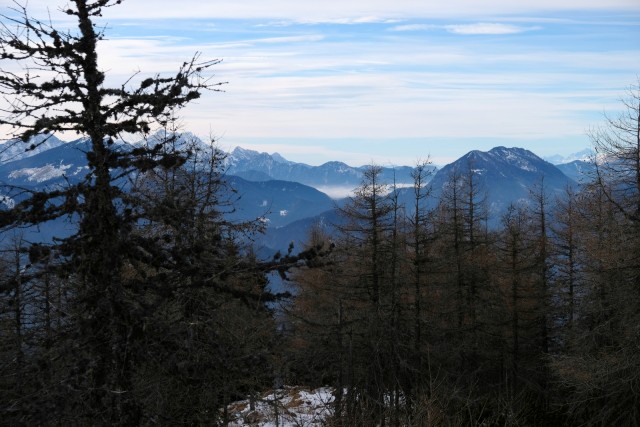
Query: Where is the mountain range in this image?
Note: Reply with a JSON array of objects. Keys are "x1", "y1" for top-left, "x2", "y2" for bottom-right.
[
  {"x1": 0, "y1": 134, "x2": 593, "y2": 254},
  {"x1": 543, "y1": 148, "x2": 593, "y2": 165},
  {"x1": 0, "y1": 134, "x2": 66, "y2": 164},
  {"x1": 225, "y1": 146, "x2": 427, "y2": 198},
  {"x1": 267, "y1": 146, "x2": 581, "y2": 250}
]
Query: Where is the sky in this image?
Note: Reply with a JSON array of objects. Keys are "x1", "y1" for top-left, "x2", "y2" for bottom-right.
[{"x1": 2, "y1": 0, "x2": 639, "y2": 166}]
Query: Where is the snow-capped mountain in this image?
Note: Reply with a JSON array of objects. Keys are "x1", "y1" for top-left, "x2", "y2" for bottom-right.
[
  {"x1": 0, "y1": 137, "x2": 92, "y2": 190},
  {"x1": 225, "y1": 146, "x2": 426, "y2": 191},
  {"x1": 1, "y1": 134, "x2": 593, "y2": 252},
  {"x1": 134, "y1": 130, "x2": 212, "y2": 152},
  {"x1": 268, "y1": 147, "x2": 582, "y2": 252},
  {"x1": 543, "y1": 148, "x2": 596, "y2": 184},
  {"x1": 0, "y1": 134, "x2": 66, "y2": 164},
  {"x1": 0, "y1": 135, "x2": 335, "y2": 247},
  {"x1": 544, "y1": 148, "x2": 593, "y2": 165}
]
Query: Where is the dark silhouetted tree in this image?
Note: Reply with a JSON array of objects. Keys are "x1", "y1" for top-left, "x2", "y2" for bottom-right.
[{"x1": 0, "y1": 1, "x2": 248, "y2": 423}]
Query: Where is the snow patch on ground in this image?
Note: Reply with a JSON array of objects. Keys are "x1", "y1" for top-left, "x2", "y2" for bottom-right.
[{"x1": 224, "y1": 386, "x2": 334, "y2": 426}]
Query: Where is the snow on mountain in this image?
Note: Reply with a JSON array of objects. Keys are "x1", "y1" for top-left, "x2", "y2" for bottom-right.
[
  {"x1": 0, "y1": 132, "x2": 423, "y2": 197},
  {"x1": 9, "y1": 162, "x2": 73, "y2": 183},
  {"x1": 0, "y1": 134, "x2": 65, "y2": 164},
  {"x1": 0, "y1": 135, "x2": 337, "y2": 249},
  {"x1": 226, "y1": 146, "x2": 303, "y2": 181},
  {"x1": 270, "y1": 152, "x2": 291, "y2": 164},
  {"x1": 1, "y1": 135, "x2": 588, "y2": 250},
  {"x1": 229, "y1": 146, "x2": 260, "y2": 162},
  {"x1": 230, "y1": 146, "x2": 292, "y2": 165},
  {"x1": 225, "y1": 147, "x2": 425, "y2": 193},
  {"x1": 0, "y1": 138, "x2": 92, "y2": 188},
  {"x1": 544, "y1": 148, "x2": 593, "y2": 165},
  {"x1": 133, "y1": 130, "x2": 215, "y2": 154},
  {"x1": 488, "y1": 146, "x2": 544, "y2": 172}
]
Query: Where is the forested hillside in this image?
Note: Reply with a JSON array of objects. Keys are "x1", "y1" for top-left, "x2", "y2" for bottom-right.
[
  {"x1": 1, "y1": 1, "x2": 639, "y2": 425},
  {"x1": 287, "y1": 115, "x2": 640, "y2": 424}
]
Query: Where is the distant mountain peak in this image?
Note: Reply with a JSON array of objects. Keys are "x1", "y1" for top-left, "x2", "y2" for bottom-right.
[
  {"x1": 141, "y1": 130, "x2": 208, "y2": 151},
  {"x1": 544, "y1": 148, "x2": 593, "y2": 165},
  {"x1": 0, "y1": 134, "x2": 65, "y2": 164},
  {"x1": 490, "y1": 146, "x2": 528, "y2": 154},
  {"x1": 424, "y1": 145, "x2": 577, "y2": 223},
  {"x1": 271, "y1": 152, "x2": 289, "y2": 164},
  {"x1": 231, "y1": 146, "x2": 254, "y2": 157},
  {"x1": 231, "y1": 146, "x2": 292, "y2": 164},
  {"x1": 225, "y1": 148, "x2": 419, "y2": 189},
  {"x1": 454, "y1": 146, "x2": 546, "y2": 174},
  {"x1": 488, "y1": 146, "x2": 538, "y2": 160}
]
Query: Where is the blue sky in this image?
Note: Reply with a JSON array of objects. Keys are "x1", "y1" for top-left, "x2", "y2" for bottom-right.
[{"x1": 3, "y1": 0, "x2": 640, "y2": 166}]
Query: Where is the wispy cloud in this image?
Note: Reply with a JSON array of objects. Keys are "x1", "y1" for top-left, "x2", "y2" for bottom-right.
[
  {"x1": 297, "y1": 16, "x2": 400, "y2": 25},
  {"x1": 389, "y1": 24, "x2": 434, "y2": 32},
  {"x1": 389, "y1": 22, "x2": 540, "y2": 34},
  {"x1": 254, "y1": 35, "x2": 325, "y2": 44},
  {"x1": 3, "y1": 0, "x2": 639, "y2": 163},
  {"x1": 445, "y1": 23, "x2": 541, "y2": 35}
]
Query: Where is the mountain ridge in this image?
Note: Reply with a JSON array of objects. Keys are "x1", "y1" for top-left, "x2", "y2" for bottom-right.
[
  {"x1": 0, "y1": 135, "x2": 591, "y2": 252},
  {"x1": 0, "y1": 134, "x2": 66, "y2": 164},
  {"x1": 224, "y1": 146, "x2": 422, "y2": 190}
]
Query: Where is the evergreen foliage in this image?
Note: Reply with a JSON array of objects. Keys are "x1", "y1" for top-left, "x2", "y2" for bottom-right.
[{"x1": 0, "y1": 1, "x2": 298, "y2": 424}]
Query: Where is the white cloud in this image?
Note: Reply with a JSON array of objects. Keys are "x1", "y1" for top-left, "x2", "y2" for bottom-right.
[
  {"x1": 251, "y1": 35, "x2": 325, "y2": 44},
  {"x1": 389, "y1": 24, "x2": 434, "y2": 32},
  {"x1": 298, "y1": 16, "x2": 399, "y2": 25},
  {"x1": 445, "y1": 23, "x2": 541, "y2": 35},
  {"x1": 389, "y1": 22, "x2": 541, "y2": 34}
]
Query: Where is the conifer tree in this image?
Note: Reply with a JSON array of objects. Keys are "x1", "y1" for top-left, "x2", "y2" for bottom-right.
[
  {"x1": 551, "y1": 84, "x2": 640, "y2": 425},
  {"x1": 0, "y1": 1, "x2": 232, "y2": 423}
]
